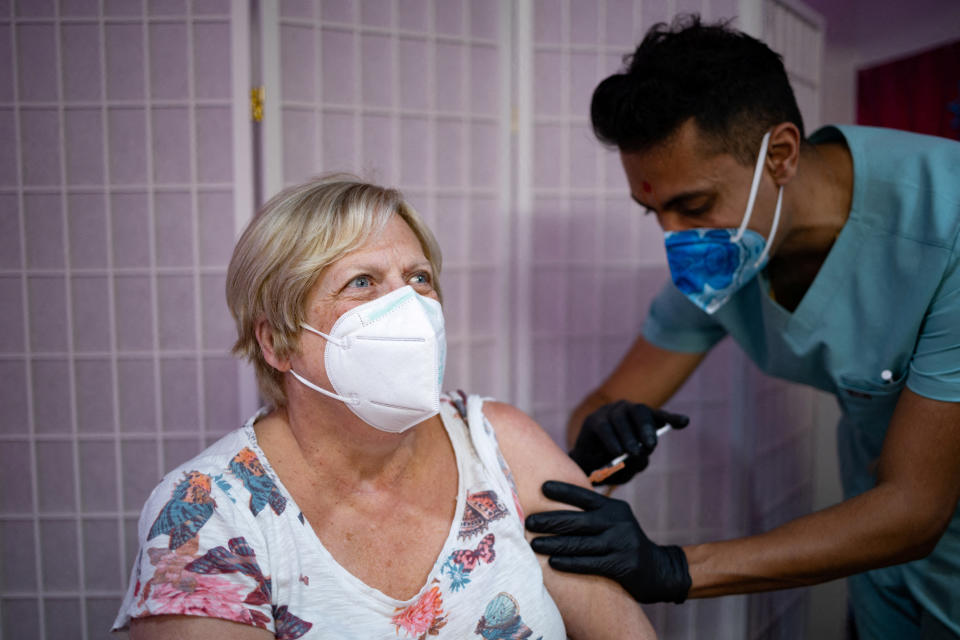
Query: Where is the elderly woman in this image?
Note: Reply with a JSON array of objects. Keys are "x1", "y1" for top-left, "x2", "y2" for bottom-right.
[{"x1": 112, "y1": 177, "x2": 656, "y2": 639}]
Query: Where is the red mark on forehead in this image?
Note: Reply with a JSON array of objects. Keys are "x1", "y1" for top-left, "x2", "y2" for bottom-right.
[{"x1": 641, "y1": 181, "x2": 652, "y2": 193}]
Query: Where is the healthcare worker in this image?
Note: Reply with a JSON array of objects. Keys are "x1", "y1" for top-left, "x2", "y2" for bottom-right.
[{"x1": 524, "y1": 15, "x2": 960, "y2": 639}]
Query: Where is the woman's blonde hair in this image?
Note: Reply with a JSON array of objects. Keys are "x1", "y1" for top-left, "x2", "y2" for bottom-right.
[{"x1": 226, "y1": 175, "x2": 442, "y2": 408}]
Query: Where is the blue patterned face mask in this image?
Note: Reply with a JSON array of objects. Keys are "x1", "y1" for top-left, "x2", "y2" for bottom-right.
[{"x1": 663, "y1": 131, "x2": 783, "y2": 314}]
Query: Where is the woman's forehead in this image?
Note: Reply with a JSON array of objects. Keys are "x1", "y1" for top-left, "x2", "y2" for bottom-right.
[
  {"x1": 352, "y1": 216, "x2": 424, "y2": 258},
  {"x1": 324, "y1": 217, "x2": 428, "y2": 275}
]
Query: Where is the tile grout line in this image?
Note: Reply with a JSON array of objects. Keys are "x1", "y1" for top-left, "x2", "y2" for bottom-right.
[
  {"x1": 186, "y1": 2, "x2": 206, "y2": 452},
  {"x1": 53, "y1": 0, "x2": 90, "y2": 634},
  {"x1": 96, "y1": 0, "x2": 131, "y2": 610},
  {"x1": 141, "y1": 0, "x2": 164, "y2": 488},
  {"x1": 10, "y1": 4, "x2": 48, "y2": 636}
]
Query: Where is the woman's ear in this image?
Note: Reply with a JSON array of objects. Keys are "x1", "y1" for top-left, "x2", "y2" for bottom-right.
[
  {"x1": 255, "y1": 318, "x2": 291, "y2": 372},
  {"x1": 767, "y1": 121, "x2": 801, "y2": 184}
]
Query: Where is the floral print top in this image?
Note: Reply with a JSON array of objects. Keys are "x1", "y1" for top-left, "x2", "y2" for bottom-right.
[{"x1": 112, "y1": 393, "x2": 566, "y2": 639}]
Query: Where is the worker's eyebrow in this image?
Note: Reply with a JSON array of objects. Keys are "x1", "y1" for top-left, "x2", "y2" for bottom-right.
[{"x1": 632, "y1": 189, "x2": 714, "y2": 214}]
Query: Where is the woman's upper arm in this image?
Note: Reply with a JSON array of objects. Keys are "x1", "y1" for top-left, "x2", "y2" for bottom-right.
[
  {"x1": 483, "y1": 401, "x2": 657, "y2": 640},
  {"x1": 129, "y1": 615, "x2": 274, "y2": 640}
]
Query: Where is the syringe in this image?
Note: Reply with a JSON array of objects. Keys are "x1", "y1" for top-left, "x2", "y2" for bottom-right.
[{"x1": 588, "y1": 424, "x2": 673, "y2": 485}]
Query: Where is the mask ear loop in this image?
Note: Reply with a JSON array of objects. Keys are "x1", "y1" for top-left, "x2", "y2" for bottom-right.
[
  {"x1": 288, "y1": 370, "x2": 360, "y2": 405},
  {"x1": 300, "y1": 322, "x2": 345, "y2": 348},
  {"x1": 289, "y1": 323, "x2": 360, "y2": 405},
  {"x1": 732, "y1": 131, "x2": 772, "y2": 243},
  {"x1": 754, "y1": 185, "x2": 783, "y2": 267}
]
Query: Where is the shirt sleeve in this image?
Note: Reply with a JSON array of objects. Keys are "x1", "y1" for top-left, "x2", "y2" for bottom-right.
[
  {"x1": 907, "y1": 240, "x2": 960, "y2": 402},
  {"x1": 642, "y1": 279, "x2": 728, "y2": 353},
  {"x1": 112, "y1": 464, "x2": 275, "y2": 633}
]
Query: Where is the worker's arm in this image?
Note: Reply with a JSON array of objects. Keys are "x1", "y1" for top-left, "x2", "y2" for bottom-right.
[
  {"x1": 564, "y1": 335, "x2": 704, "y2": 484},
  {"x1": 484, "y1": 401, "x2": 658, "y2": 639},
  {"x1": 686, "y1": 388, "x2": 960, "y2": 595},
  {"x1": 566, "y1": 335, "x2": 705, "y2": 448},
  {"x1": 528, "y1": 388, "x2": 960, "y2": 601}
]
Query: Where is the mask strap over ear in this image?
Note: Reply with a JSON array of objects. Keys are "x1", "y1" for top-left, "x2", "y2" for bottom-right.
[
  {"x1": 754, "y1": 185, "x2": 783, "y2": 267},
  {"x1": 291, "y1": 323, "x2": 357, "y2": 403},
  {"x1": 733, "y1": 131, "x2": 772, "y2": 242}
]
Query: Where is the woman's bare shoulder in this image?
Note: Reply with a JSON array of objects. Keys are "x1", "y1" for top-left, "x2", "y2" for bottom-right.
[{"x1": 479, "y1": 401, "x2": 590, "y2": 504}]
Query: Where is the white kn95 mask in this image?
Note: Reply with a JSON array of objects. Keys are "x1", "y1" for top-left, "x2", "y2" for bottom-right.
[{"x1": 289, "y1": 285, "x2": 447, "y2": 434}]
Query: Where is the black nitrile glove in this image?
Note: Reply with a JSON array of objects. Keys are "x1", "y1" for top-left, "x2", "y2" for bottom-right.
[
  {"x1": 570, "y1": 401, "x2": 689, "y2": 485},
  {"x1": 525, "y1": 480, "x2": 691, "y2": 604}
]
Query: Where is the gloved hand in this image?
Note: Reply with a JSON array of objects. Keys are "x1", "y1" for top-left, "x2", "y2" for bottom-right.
[
  {"x1": 569, "y1": 401, "x2": 689, "y2": 485},
  {"x1": 525, "y1": 480, "x2": 691, "y2": 604}
]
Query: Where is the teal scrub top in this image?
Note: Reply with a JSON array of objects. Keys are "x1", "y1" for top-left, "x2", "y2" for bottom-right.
[{"x1": 643, "y1": 125, "x2": 960, "y2": 637}]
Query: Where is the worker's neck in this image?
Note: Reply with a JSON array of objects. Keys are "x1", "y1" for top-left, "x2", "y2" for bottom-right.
[
  {"x1": 775, "y1": 140, "x2": 853, "y2": 259},
  {"x1": 763, "y1": 140, "x2": 853, "y2": 312}
]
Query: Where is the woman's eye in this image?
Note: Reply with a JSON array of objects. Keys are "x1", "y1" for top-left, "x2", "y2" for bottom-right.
[
  {"x1": 349, "y1": 275, "x2": 372, "y2": 288},
  {"x1": 410, "y1": 272, "x2": 432, "y2": 285}
]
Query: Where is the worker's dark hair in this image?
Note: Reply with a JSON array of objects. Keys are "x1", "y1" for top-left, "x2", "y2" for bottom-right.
[{"x1": 590, "y1": 14, "x2": 804, "y2": 163}]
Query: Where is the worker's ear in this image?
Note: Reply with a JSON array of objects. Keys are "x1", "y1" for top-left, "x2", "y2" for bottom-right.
[
  {"x1": 255, "y1": 318, "x2": 292, "y2": 372},
  {"x1": 767, "y1": 122, "x2": 801, "y2": 185}
]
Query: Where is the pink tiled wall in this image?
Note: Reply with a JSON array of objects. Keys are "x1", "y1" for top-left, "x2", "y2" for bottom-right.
[{"x1": 1, "y1": 1, "x2": 241, "y2": 637}]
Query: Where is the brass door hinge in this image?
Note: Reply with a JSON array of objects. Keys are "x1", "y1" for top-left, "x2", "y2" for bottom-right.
[{"x1": 251, "y1": 86, "x2": 264, "y2": 122}]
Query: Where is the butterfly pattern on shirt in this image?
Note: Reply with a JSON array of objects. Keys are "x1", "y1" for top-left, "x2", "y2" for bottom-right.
[
  {"x1": 229, "y1": 447, "x2": 288, "y2": 517},
  {"x1": 474, "y1": 592, "x2": 542, "y2": 640},
  {"x1": 185, "y1": 536, "x2": 273, "y2": 608},
  {"x1": 441, "y1": 533, "x2": 496, "y2": 591},
  {"x1": 459, "y1": 490, "x2": 508, "y2": 540},
  {"x1": 147, "y1": 471, "x2": 218, "y2": 551}
]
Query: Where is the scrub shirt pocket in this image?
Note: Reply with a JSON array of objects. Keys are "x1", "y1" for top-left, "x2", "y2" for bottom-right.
[{"x1": 837, "y1": 372, "x2": 906, "y2": 418}]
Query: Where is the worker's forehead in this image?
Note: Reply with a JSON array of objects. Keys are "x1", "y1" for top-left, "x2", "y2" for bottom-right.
[
  {"x1": 622, "y1": 122, "x2": 725, "y2": 173},
  {"x1": 620, "y1": 138, "x2": 734, "y2": 206}
]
